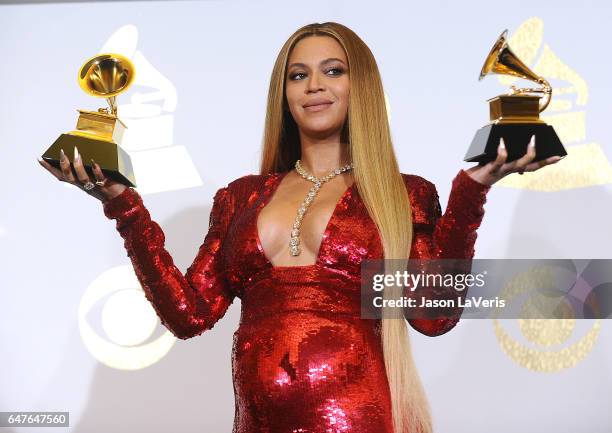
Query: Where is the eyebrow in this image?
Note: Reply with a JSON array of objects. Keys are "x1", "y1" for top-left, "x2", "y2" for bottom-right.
[{"x1": 287, "y1": 57, "x2": 347, "y2": 69}]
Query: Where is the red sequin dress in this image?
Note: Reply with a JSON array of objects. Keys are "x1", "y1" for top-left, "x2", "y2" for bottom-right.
[{"x1": 102, "y1": 168, "x2": 490, "y2": 433}]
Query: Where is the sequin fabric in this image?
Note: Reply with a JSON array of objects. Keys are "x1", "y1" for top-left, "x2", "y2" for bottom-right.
[{"x1": 102, "y1": 168, "x2": 490, "y2": 433}]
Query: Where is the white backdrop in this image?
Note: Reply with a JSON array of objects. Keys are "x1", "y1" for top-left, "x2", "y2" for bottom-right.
[{"x1": 2, "y1": 1, "x2": 611, "y2": 432}]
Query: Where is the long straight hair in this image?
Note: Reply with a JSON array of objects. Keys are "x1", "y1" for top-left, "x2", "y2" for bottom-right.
[{"x1": 259, "y1": 22, "x2": 432, "y2": 433}]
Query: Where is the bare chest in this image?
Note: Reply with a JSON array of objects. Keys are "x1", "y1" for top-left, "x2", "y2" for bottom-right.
[{"x1": 256, "y1": 175, "x2": 354, "y2": 268}]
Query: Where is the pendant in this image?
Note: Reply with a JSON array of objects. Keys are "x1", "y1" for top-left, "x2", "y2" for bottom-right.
[{"x1": 290, "y1": 159, "x2": 354, "y2": 257}]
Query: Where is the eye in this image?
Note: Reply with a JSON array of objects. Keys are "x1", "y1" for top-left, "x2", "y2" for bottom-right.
[
  {"x1": 288, "y1": 71, "x2": 306, "y2": 81},
  {"x1": 326, "y1": 67, "x2": 345, "y2": 76},
  {"x1": 288, "y1": 67, "x2": 345, "y2": 81}
]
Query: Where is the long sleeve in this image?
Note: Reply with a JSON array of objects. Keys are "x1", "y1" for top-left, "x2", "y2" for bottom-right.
[
  {"x1": 102, "y1": 185, "x2": 237, "y2": 340},
  {"x1": 407, "y1": 169, "x2": 491, "y2": 336}
]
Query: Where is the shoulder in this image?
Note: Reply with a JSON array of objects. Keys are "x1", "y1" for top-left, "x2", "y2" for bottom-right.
[
  {"x1": 222, "y1": 172, "x2": 277, "y2": 204},
  {"x1": 226, "y1": 173, "x2": 266, "y2": 191},
  {"x1": 227, "y1": 172, "x2": 279, "y2": 190},
  {"x1": 400, "y1": 172, "x2": 438, "y2": 196},
  {"x1": 399, "y1": 172, "x2": 441, "y2": 224}
]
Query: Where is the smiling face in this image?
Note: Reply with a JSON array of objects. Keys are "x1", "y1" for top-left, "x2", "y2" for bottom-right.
[{"x1": 285, "y1": 35, "x2": 350, "y2": 141}]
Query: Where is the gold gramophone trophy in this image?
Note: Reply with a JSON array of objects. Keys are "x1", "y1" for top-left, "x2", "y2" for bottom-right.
[
  {"x1": 464, "y1": 30, "x2": 567, "y2": 164},
  {"x1": 41, "y1": 53, "x2": 137, "y2": 187}
]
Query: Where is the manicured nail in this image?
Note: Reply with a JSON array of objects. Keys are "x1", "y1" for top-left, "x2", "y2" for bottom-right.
[
  {"x1": 60, "y1": 148, "x2": 65, "y2": 161},
  {"x1": 90, "y1": 158, "x2": 96, "y2": 168},
  {"x1": 499, "y1": 137, "x2": 506, "y2": 149},
  {"x1": 529, "y1": 135, "x2": 536, "y2": 147},
  {"x1": 74, "y1": 146, "x2": 79, "y2": 161}
]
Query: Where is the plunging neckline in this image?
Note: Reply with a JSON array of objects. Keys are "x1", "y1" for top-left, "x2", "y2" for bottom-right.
[{"x1": 254, "y1": 171, "x2": 356, "y2": 270}]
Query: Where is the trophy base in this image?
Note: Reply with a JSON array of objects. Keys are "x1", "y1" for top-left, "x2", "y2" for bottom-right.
[
  {"x1": 465, "y1": 123, "x2": 567, "y2": 165},
  {"x1": 42, "y1": 133, "x2": 137, "y2": 187}
]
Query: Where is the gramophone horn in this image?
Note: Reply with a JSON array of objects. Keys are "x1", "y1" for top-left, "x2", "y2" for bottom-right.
[
  {"x1": 479, "y1": 30, "x2": 541, "y2": 83},
  {"x1": 78, "y1": 53, "x2": 136, "y2": 115}
]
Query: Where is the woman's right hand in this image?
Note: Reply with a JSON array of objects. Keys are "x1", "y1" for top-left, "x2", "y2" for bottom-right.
[{"x1": 37, "y1": 146, "x2": 129, "y2": 203}]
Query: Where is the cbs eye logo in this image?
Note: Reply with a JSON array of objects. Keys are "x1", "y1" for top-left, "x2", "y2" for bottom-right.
[
  {"x1": 493, "y1": 261, "x2": 606, "y2": 372},
  {"x1": 78, "y1": 265, "x2": 176, "y2": 370}
]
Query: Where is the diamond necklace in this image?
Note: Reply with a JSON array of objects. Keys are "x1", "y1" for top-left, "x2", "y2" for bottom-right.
[{"x1": 289, "y1": 159, "x2": 354, "y2": 256}]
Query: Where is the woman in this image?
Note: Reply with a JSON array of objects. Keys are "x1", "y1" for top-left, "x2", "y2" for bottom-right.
[{"x1": 39, "y1": 22, "x2": 561, "y2": 433}]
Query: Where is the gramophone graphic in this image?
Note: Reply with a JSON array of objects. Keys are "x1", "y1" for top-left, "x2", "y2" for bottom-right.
[
  {"x1": 41, "y1": 53, "x2": 137, "y2": 187},
  {"x1": 465, "y1": 30, "x2": 567, "y2": 164}
]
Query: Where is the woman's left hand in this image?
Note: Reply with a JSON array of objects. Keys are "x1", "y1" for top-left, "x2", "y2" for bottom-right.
[{"x1": 466, "y1": 135, "x2": 564, "y2": 186}]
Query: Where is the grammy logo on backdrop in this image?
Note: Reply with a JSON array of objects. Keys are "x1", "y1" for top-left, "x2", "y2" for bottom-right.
[
  {"x1": 465, "y1": 30, "x2": 567, "y2": 164},
  {"x1": 41, "y1": 53, "x2": 137, "y2": 187}
]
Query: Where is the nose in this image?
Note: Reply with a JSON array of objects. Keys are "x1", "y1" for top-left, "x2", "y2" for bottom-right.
[{"x1": 306, "y1": 71, "x2": 324, "y2": 93}]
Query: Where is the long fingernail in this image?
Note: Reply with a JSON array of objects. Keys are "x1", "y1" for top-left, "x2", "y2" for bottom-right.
[
  {"x1": 90, "y1": 158, "x2": 96, "y2": 168},
  {"x1": 74, "y1": 146, "x2": 79, "y2": 161},
  {"x1": 499, "y1": 137, "x2": 506, "y2": 149},
  {"x1": 60, "y1": 148, "x2": 65, "y2": 161},
  {"x1": 529, "y1": 135, "x2": 536, "y2": 147}
]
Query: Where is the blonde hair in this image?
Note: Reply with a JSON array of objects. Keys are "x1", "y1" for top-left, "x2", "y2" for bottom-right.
[{"x1": 259, "y1": 22, "x2": 432, "y2": 433}]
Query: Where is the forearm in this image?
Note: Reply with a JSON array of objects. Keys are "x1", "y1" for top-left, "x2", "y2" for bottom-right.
[
  {"x1": 407, "y1": 169, "x2": 491, "y2": 336},
  {"x1": 103, "y1": 188, "x2": 234, "y2": 339},
  {"x1": 432, "y1": 169, "x2": 491, "y2": 260}
]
